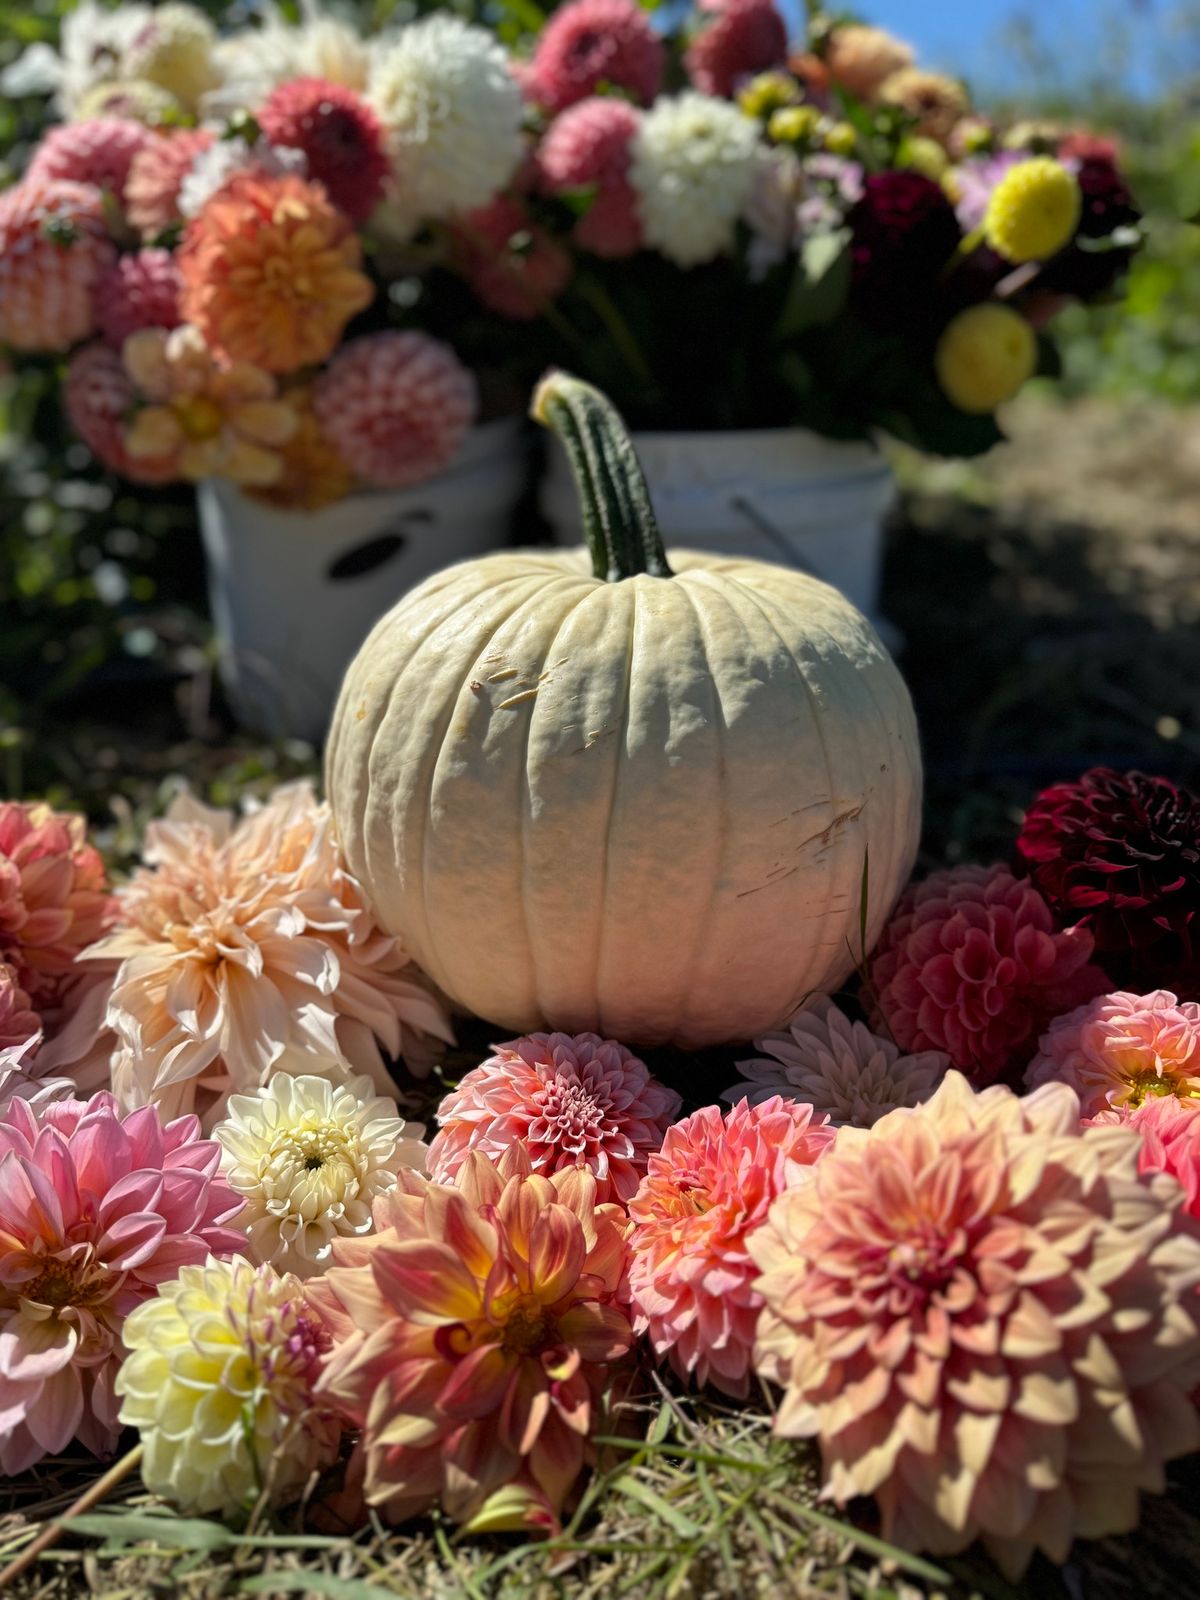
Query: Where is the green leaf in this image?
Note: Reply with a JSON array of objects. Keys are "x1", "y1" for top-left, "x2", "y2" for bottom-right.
[
  {"x1": 67, "y1": 1511, "x2": 236, "y2": 1552},
  {"x1": 240, "y1": 1577, "x2": 392, "y2": 1600},
  {"x1": 776, "y1": 231, "x2": 851, "y2": 338},
  {"x1": 613, "y1": 1478, "x2": 703, "y2": 1541}
]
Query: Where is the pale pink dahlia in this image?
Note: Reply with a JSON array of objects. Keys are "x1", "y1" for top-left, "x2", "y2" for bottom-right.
[
  {"x1": 89, "y1": 784, "x2": 453, "y2": 1128},
  {"x1": 0, "y1": 960, "x2": 40, "y2": 1055},
  {"x1": 685, "y1": 0, "x2": 788, "y2": 100},
  {"x1": 1027, "y1": 988, "x2": 1200, "y2": 1117},
  {"x1": 626, "y1": 1097, "x2": 833, "y2": 1397},
  {"x1": 539, "y1": 98, "x2": 643, "y2": 258},
  {"x1": 125, "y1": 127, "x2": 216, "y2": 237},
  {"x1": 528, "y1": 0, "x2": 664, "y2": 114},
  {"x1": 867, "y1": 863, "x2": 1107, "y2": 1085},
  {"x1": 65, "y1": 342, "x2": 180, "y2": 483},
  {"x1": 0, "y1": 1091, "x2": 242, "y2": 1473},
  {"x1": 453, "y1": 194, "x2": 573, "y2": 320},
  {"x1": 1122, "y1": 1095, "x2": 1200, "y2": 1217},
  {"x1": 316, "y1": 1146, "x2": 633, "y2": 1531},
  {"x1": 26, "y1": 118, "x2": 154, "y2": 206},
  {"x1": 311, "y1": 332, "x2": 477, "y2": 490},
  {"x1": 750, "y1": 1071, "x2": 1200, "y2": 1575},
  {"x1": 95, "y1": 247, "x2": 182, "y2": 347},
  {"x1": 428, "y1": 1032, "x2": 680, "y2": 1203},
  {"x1": 0, "y1": 179, "x2": 116, "y2": 352}
]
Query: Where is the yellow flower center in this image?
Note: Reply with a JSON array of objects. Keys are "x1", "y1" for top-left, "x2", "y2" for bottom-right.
[{"x1": 174, "y1": 395, "x2": 225, "y2": 442}]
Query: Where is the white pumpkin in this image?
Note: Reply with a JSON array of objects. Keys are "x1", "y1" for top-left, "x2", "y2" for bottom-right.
[{"x1": 327, "y1": 374, "x2": 922, "y2": 1048}]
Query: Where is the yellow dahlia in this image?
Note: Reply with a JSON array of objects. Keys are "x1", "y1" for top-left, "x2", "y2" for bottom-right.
[
  {"x1": 935, "y1": 303, "x2": 1036, "y2": 415},
  {"x1": 178, "y1": 171, "x2": 374, "y2": 375},
  {"x1": 982, "y1": 156, "x2": 1082, "y2": 263},
  {"x1": 248, "y1": 385, "x2": 355, "y2": 511}
]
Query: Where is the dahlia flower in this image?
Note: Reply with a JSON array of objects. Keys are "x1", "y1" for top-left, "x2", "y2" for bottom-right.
[
  {"x1": 75, "y1": 79, "x2": 182, "y2": 124},
  {"x1": 121, "y1": 324, "x2": 297, "y2": 489},
  {"x1": 1027, "y1": 989, "x2": 1200, "y2": 1116},
  {"x1": 209, "y1": 13, "x2": 371, "y2": 115},
  {"x1": 0, "y1": 1038, "x2": 71, "y2": 1115},
  {"x1": 867, "y1": 863, "x2": 1107, "y2": 1084},
  {"x1": 125, "y1": 127, "x2": 216, "y2": 237},
  {"x1": 750, "y1": 1071, "x2": 1200, "y2": 1575},
  {"x1": 316, "y1": 1146, "x2": 633, "y2": 1531},
  {"x1": 90, "y1": 783, "x2": 452, "y2": 1128},
  {"x1": 311, "y1": 332, "x2": 477, "y2": 490},
  {"x1": 823, "y1": 24, "x2": 914, "y2": 102},
  {"x1": 630, "y1": 92, "x2": 760, "y2": 268},
  {"x1": 259, "y1": 77, "x2": 389, "y2": 225},
  {"x1": 66, "y1": 341, "x2": 180, "y2": 484},
  {"x1": 248, "y1": 385, "x2": 355, "y2": 513},
  {"x1": 178, "y1": 171, "x2": 372, "y2": 374},
  {"x1": 0, "y1": 1, "x2": 150, "y2": 117},
  {"x1": 121, "y1": 3, "x2": 219, "y2": 113},
  {"x1": 982, "y1": 156, "x2": 1082, "y2": 263},
  {"x1": 215, "y1": 1072, "x2": 427, "y2": 1278},
  {"x1": 538, "y1": 98, "x2": 643, "y2": 259},
  {"x1": 743, "y1": 144, "x2": 804, "y2": 275},
  {"x1": 0, "y1": 1092, "x2": 242, "y2": 1473},
  {"x1": 935, "y1": 303, "x2": 1037, "y2": 414},
  {"x1": 0, "y1": 178, "x2": 116, "y2": 353},
  {"x1": 429, "y1": 1032, "x2": 680, "y2": 1203},
  {"x1": 685, "y1": 0, "x2": 787, "y2": 101},
  {"x1": 116, "y1": 1255, "x2": 341, "y2": 1514},
  {"x1": 847, "y1": 169, "x2": 961, "y2": 327},
  {"x1": 627, "y1": 1097, "x2": 833, "y2": 1397},
  {"x1": 368, "y1": 17, "x2": 524, "y2": 229},
  {"x1": 1122, "y1": 1095, "x2": 1200, "y2": 1217},
  {"x1": 1041, "y1": 156, "x2": 1141, "y2": 298},
  {"x1": 878, "y1": 67, "x2": 970, "y2": 148},
  {"x1": 95, "y1": 248, "x2": 182, "y2": 348},
  {"x1": 176, "y1": 136, "x2": 309, "y2": 222},
  {"x1": 726, "y1": 997, "x2": 947, "y2": 1125},
  {"x1": 950, "y1": 150, "x2": 1023, "y2": 232},
  {"x1": 1017, "y1": 767, "x2": 1200, "y2": 997},
  {"x1": 453, "y1": 195, "x2": 574, "y2": 320},
  {"x1": 0, "y1": 961, "x2": 39, "y2": 1056},
  {"x1": 528, "y1": 0, "x2": 664, "y2": 114},
  {"x1": 26, "y1": 118, "x2": 153, "y2": 205}
]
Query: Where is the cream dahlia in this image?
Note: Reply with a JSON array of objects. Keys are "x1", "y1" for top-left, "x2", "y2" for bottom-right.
[
  {"x1": 878, "y1": 67, "x2": 970, "y2": 148},
  {"x1": 125, "y1": 127, "x2": 216, "y2": 237},
  {"x1": 627, "y1": 1097, "x2": 833, "y2": 1396},
  {"x1": 630, "y1": 92, "x2": 760, "y2": 267},
  {"x1": 750, "y1": 1072, "x2": 1200, "y2": 1575},
  {"x1": 66, "y1": 341, "x2": 180, "y2": 484},
  {"x1": 428, "y1": 1032, "x2": 680, "y2": 1202},
  {"x1": 121, "y1": 3, "x2": 219, "y2": 113},
  {"x1": 26, "y1": 118, "x2": 153, "y2": 205},
  {"x1": 116, "y1": 1256, "x2": 341, "y2": 1514},
  {"x1": 215, "y1": 1072, "x2": 427, "y2": 1278},
  {"x1": 1027, "y1": 988, "x2": 1200, "y2": 1116},
  {"x1": 0, "y1": 178, "x2": 116, "y2": 352}
]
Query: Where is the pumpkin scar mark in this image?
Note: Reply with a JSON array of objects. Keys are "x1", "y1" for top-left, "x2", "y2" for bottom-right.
[
  {"x1": 486, "y1": 667, "x2": 520, "y2": 683},
  {"x1": 571, "y1": 727, "x2": 617, "y2": 753},
  {"x1": 497, "y1": 686, "x2": 542, "y2": 710},
  {"x1": 737, "y1": 807, "x2": 868, "y2": 897},
  {"x1": 768, "y1": 800, "x2": 831, "y2": 827}
]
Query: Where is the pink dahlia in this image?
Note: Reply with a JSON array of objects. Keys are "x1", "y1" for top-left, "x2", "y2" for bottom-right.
[
  {"x1": 867, "y1": 863, "x2": 1107, "y2": 1085},
  {"x1": 0, "y1": 1091, "x2": 242, "y2": 1473},
  {"x1": 311, "y1": 331, "x2": 477, "y2": 490},
  {"x1": 428, "y1": 1032, "x2": 680, "y2": 1203},
  {"x1": 750, "y1": 1072, "x2": 1200, "y2": 1574},
  {"x1": 0, "y1": 960, "x2": 40, "y2": 1056},
  {"x1": 0, "y1": 179, "x2": 116, "y2": 353},
  {"x1": 539, "y1": 98, "x2": 643, "y2": 258},
  {"x1": 259, "y1": 77, "x2": 389, "y2": 225},
  {"x1": 685, "y1": 0, "x2": 788, "y2": 100},
  {"x1": 626, "y1": 1097, "x2": 833, "y2": 1397},
  {"x1": 26, "y1": 119, "x2": 153, "y2": 206},
  {"x1": 316, "y1": 1146, "x2": 633, "y2": 1531},
  {"x1": 528, "y1": 0, "x2": 664, "y2": 114},
  {"x1": 453, "y1": 194, "x2": 573, "y2": 320},
  {"x1": 1027, "y1": 988, "x2": 1200, "y2": 1116},
  {"x1": 95, "y1": 248, "x2": 182, "y2": 347},
  {"x1": 1122, "y1": 1095, "x2": 1200, "y2": 1217},
  {"x1": 65, "y1": 342, "x2": 180, "y2": 484},
  {"x1": 125, "y1": 127, "x2": 215, "y2": 237}
]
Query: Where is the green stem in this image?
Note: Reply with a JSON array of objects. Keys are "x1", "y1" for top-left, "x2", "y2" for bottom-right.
[
  {"x1": 575, "y1": 273, "x2": 654, "y2": 387},
  {"x1": 532, "y1": 373, "x2": 673, "y2": 584}
]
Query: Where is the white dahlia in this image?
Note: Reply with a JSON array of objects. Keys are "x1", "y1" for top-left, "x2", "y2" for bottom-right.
[
  {"x1": 1, "y1": 1, "x2": 151, "y2": 115},
  {"x1": 207, "y1": 12, "x2": 371, "y2": 117},
  {"x1": 630, "y1": 91, "x2": 760, "y2": 267},
  {"x1": 368, "y1": 16, "x2": 523, "y2": 230},
  {"x1": 215, "y1": 1072, "x2": 427, "y2": 1277}
]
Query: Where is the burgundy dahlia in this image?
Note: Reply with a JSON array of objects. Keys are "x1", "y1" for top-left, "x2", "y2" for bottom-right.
[
  {"x1": 847, "y1": 170, "x2": 962, "y2": 328},
  {"x1": 258, "y1": 78, "x2": 389, "y2": 225},
  {"x1": 1039, "y1": 157, "x2": 1141, "y2": 298},
  {"x1": 1017, "y1": 767, "x2": 1200, "y2": 998}
]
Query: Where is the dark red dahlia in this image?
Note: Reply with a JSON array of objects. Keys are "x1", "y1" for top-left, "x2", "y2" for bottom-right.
[
  {"x1": 685, "y1": 0, "x2": 788, "y2": 100},
  {"x1": 1039, "y1": 157, "x2": 1141, "y2": 299},
  {"x1": 847, "y1": 170, "x2": 962, "y2": 329},
  {"x1": 258, "y1": 77, "x2": 389, "y2": 225},
  {"x1": 1017, "y1": 767, "x2": 1200, "y2": 997}
]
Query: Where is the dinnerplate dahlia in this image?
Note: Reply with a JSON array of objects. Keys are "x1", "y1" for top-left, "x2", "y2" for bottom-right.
[{"x1": 1026, "y1": 988, "x2": 1200, "y2": 1116}]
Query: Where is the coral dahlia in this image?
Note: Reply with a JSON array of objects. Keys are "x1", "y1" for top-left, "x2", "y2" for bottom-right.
[
  {"x1": 0, "y1": 178, "x2": 116, "y2": 352},
  {"x1": 429, "y1": 1032, "x2": 680, "y2": 1202},
  {"x1": 539, "y1": 98, "x2": 643, "y2": 258},
  {"x1": 0, "y1": 1092, "x2": 242, "y2": 1473},
  {"x1": 26, "y1": 118, "x2": 153, "y2": 205},
  {"x1": 630, "y1": 92, "x2": 760, "y2": 267},
  {"x1": 66, "y1": 340, "x2": 180, "y2": 484},
  {"x1": 95, "y1": 247, "x2": 182, "y2": 348},
  {"x1": 1027, "y1": 988, "x2": 1200, "y2": 1116},
  {"x1": 124, "y1": 127, "x2": 215, "y2": 237},
  {"x1": 311, "y1": 331, "x2": 477, "y2": 489},
  {"x1": 750, "y1": 1071, "x2": 1200, "y2": 1574},
  {"x1": 685, "y1": 0, "x2": 788, "y2": 101},
  {"x1": 626, "y1": 1097, "x2": 833, "y2": 1396},
  {"x1": 528, "y1": 0, "x2": 664, "y2": 114},
  {"x1": 453, "y1": 194, "x2": 574, "y2": 319},
  {"x1": 259, "y1": 77, "x2": 389, "y2": 225},
  {"x1": 316, "y1": 1146, "x2": 633, "y2": 1531},
  {"x1": 867, "y1": 862, "x2": 1107, "y2": 1084},
  {"x1": 178, "y1": 170, "x2": 373, "y2": 374}
]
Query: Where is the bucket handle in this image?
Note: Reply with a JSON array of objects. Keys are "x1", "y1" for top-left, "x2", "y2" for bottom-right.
[{"x1": 728, "y1": 494, "x2": 818, "y2": 576}]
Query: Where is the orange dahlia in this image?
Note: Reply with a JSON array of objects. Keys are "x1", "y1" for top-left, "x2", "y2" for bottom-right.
[
  {"x1": 178, "y1": 171, "x2": 374, "y2": 374},
  {"x1": 248, "y1": 385, "x2": 355, "y2": 512}
]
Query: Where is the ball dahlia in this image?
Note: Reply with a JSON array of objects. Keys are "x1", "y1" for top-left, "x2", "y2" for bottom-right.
[
  {"x1": 847, "y1": 169, "x2": 962, "y2": 327},
  {"x1": 95, "y1": 247, "x2": 181, "y2": 348},
  {"x1": 26, "y1": 118, "x2": 153, "y2": 205},
  {"x1": 258, "y1": 77, "x2": 389, "y2": 225},
  {"x1": 121, "y1": 3, "x2": 219, "y2": 113},
  {"x1": 626, "y1": 1097, "x2": 833, "y2": 1397},
  {"x1": 878, "y1": 66, "x2": 970, "y2": 148},
  {"x1": 311, "y1": 331, "x2": 477, "y2": 489},
  {"x1": 1027, "y1": 988, "x2": 1200, "y2": 1116},
  {"x1": 982, "y1": 155, "x2": 1082, "y2": 263},
  {"x1": 66, "y1": 341, "x2": 177, "y2": 482},
  {"x1": 0, "y1": 1091, "x2": 242, "y2": 1473},
  {"x1": 1016, "y1": 767, "x2": 1200, "y2": 996},
  {"x1": 630, "y1": 92, "x2": 760, "y2": 268},
  {"x1": 0, "y1": 178, "x2": 116, "y2": 352},
  {"x1": 116, "y1": 1256, "x2": 341, "y2": 1513},
  {"x1": 178, "y1": 170, "x2": 373, "y2": 374},
  {"x1": 685, "y1": 0, "x2": 788, "y2": 101},
  {"x1": 823, "y1": 24, "x2": 914, "y2": 102},
  {"x1": 935, "y1": 302, "x2": 1037, "y2": 414},
  {"x1": 867, "y1": 863, "x2": 1108, "y2": 1084},
  {"x1": 125, "y1": 127, "x2": 215, "y2": 237},
  {"x1": 428, "y1": 1032, "x2": 680, "y2": 1202},
  {"x1": 725, "y1": 996, "x2": 947, "y2": 1126},
  {"x1": 750, "y1": 1071, "x2": 1200, "y2": 1575},
  {"x1": 538, "y1": 97, "x2": 643, "y2": 258},
  {"x1": 316, "y1": 1146, "x2": 633, "y2": 1532},
  {"x1": 453, "y1": 194, "x2": 574, "y2": 320},
  {"x1": 528, "y1": 0, "x2": 664, "y2": 114}
]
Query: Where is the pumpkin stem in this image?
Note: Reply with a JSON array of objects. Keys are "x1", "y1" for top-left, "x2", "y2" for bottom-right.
[{"x1": 532, "y1": 372, "x2": 674, "y2": 583}]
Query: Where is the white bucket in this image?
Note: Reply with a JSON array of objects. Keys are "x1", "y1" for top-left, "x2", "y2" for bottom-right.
[
  {"x1": 198, "y1": 417, "x2": 528, "y2": 743},
  {"x1": 540, "y1": 426, "x2": 896, "y2": 630}
]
